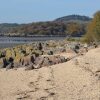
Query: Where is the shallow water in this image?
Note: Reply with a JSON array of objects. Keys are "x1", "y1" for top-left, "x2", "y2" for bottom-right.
[{"x1": 0, "y1": 36, "x2": 66, "y2": 48}]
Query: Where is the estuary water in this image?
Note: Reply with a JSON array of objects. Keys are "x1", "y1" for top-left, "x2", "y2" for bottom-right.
[{"x1": 0, "y1": 36, "x2": 66, "y2": 48}]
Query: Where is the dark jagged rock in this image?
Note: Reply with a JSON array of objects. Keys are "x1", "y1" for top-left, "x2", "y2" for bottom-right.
[
  {"x1": 47, "y1": 51, "x2": 53, "y2": 55},
  {"x1": 6, "y1": 63, "x2": 14, "y2": 69},
  {"x1": 30, "y1": 54, "x2": 36, "y2": 63},
  {"x1": 2, "y1": 58, "x2": 9, "y2": 68},
  {"x1": 71, "y1": 44, "x2": 81, "y2": 54},
  {"x1": 8, "y1": 57, "x2": 14, "y2": 63},
  {"x1": 93, "y1": 42, "x2": 98, "y2": 48},
  {"x1": 37, "y1": 43, "x2": 43, "y2": 51}
]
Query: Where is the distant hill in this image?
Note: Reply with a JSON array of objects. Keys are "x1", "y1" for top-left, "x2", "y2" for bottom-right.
[
  {"x1": 0, "y1": 23, "x2": 19, "y2": 27},
  {"x1": 0, "y1": 15, "x2": 92, "y2": 37},
  {"x1": 55, "y1": 15, "x2": 92, "y2": 23},
  {"x1": 0, "y1": 23, "x2": 19, "y2": 34}
]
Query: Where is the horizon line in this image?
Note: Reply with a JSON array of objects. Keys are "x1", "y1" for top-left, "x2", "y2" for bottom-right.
[{"x1": 0, "y1": 14, "x2": 93, "y2": 24}]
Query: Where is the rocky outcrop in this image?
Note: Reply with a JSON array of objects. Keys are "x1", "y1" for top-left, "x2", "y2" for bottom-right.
[
  {"x1": 0, "y1": 40, "x2": 91, "y2": 70},
  {"x1": 0, "y1": 54, "x2": 67, "y2": 70}
]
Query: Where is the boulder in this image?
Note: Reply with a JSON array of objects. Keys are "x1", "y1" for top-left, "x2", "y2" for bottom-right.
[
  {"x1": 4, "y1": 58, "x2": 9, "y2": 68},
  {"x1": 0, "y1": 51, "x2": 6, "y2": 58},
  {"x1": 33, "y1": 64, "x2": 41, "y2": 69},
  {"x1": 47, "y1": 51, "x2": 53, "y2": 55},
  {"x1": 58, "y1": 47, "x2": 66, "y2": 53},
  {"x1": 75, "y1": 44, "x2": 80, "y2": 50},
  {"x1": 6, "y1": 63, "x2": 14, "y2": 69},
  {"x1": 34, "y1": 56, "x2": 52, "y2": 68},
  {"x1": 8, "y1": 57, "x2": 14, "y2": 63},
  {"x1": 0, "y1": 58, "x2": 4, "y2": 68},
  {"x1": 37, "y1": 43, "x2": 43, "y2": 50},
  {"x1": 49, "y1": 56, "x2": 66, "y2": 64},
  {"x1": 13, "y1": 62, "x2": 20, "y2": 68},
  {"x1": 20, "y1": 55, "x2": 35, "y2": 66},
  {"x1": 25, "y1": 64, "x2": 34, "y2": 71},
  {"x1": 34, "y1": 57, "x2": 43, "y2": 65},
  {"x1": 60, "y1": 56, "x2": 67, "y2": 63},
  {"x1": 41, "y1": 57, "x2": 51, "y2": 67}
]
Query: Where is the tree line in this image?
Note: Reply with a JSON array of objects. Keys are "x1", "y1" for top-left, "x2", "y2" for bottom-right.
[
  {"x1": 0, "y1": 21, "x2": 87, "y2": 37},
  {"x1": 84, "y1": 11, "x2": 100, "y2": 43}
]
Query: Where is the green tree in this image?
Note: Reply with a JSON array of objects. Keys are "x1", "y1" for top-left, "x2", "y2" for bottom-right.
[
  {"x1": 85, "y1": 11, "x2": 100, "y2": 42},
  {"x1": 66, "y1": 22, "x2": 83, "y2": 37}
]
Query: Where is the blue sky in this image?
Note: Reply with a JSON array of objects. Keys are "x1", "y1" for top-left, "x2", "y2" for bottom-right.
[{"x1": 0, "y1": 0, "x2": 100, "y2": 23}]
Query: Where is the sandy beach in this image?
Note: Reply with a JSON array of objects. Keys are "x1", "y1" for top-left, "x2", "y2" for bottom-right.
[{"x1": 0, "y1": 47, "x2": 100, "y2": 100}]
